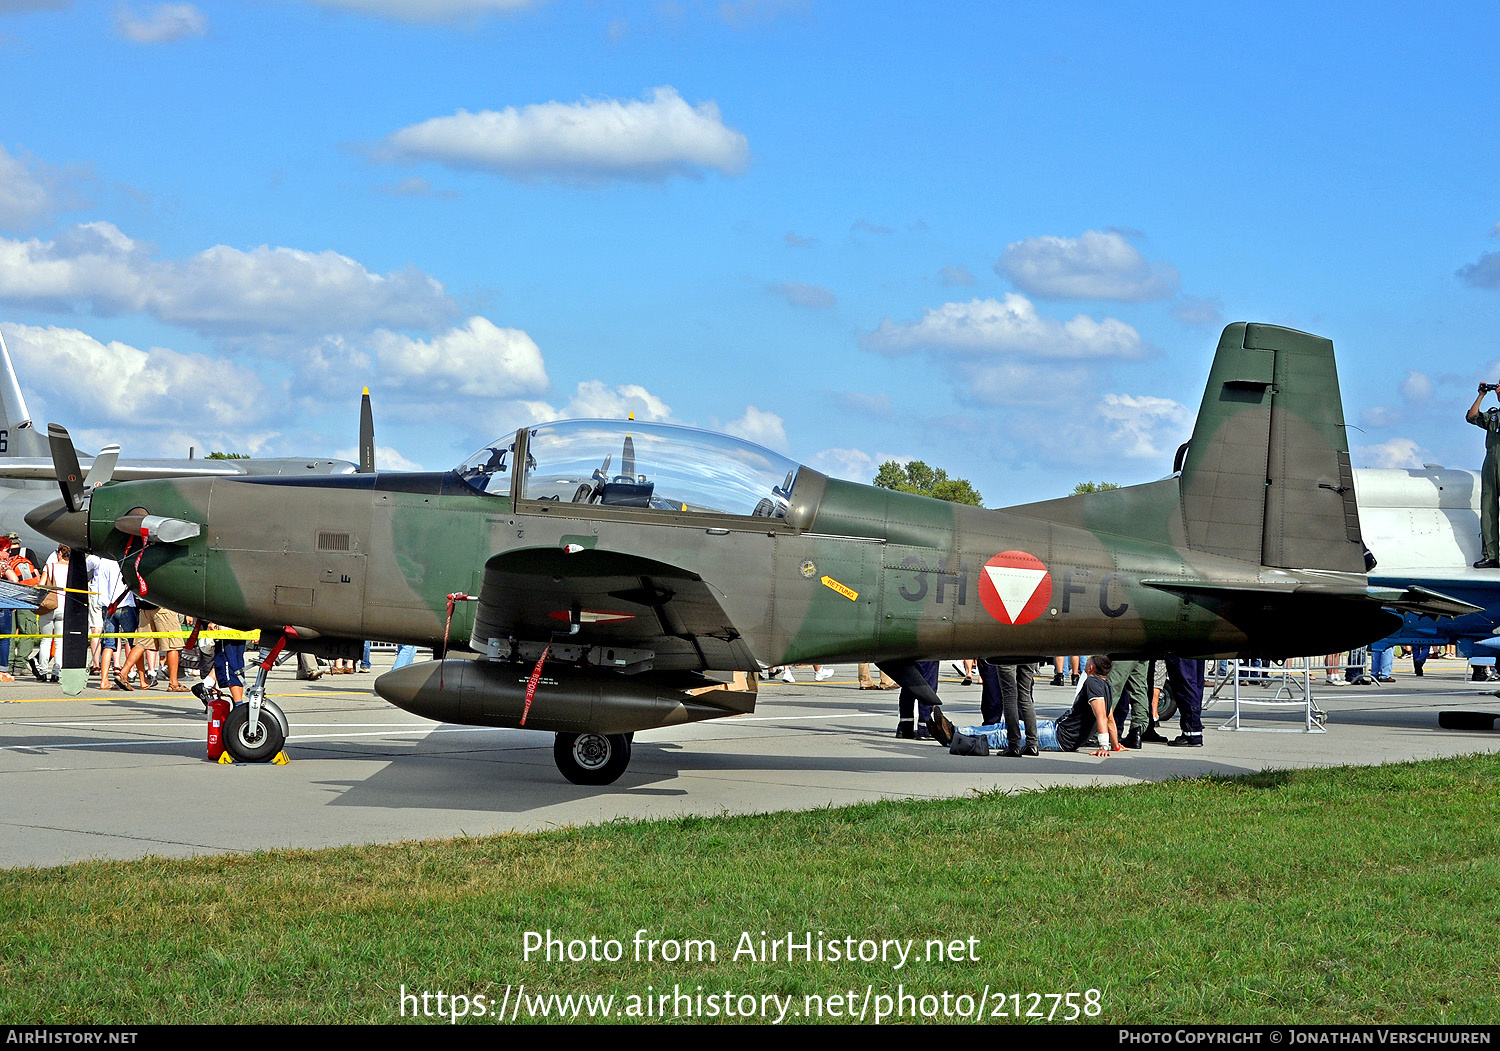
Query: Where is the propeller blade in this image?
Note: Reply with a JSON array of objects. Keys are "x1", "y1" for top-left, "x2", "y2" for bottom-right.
[
  {"x1": 358, "y1": 386, "x2": 375, "y2": 473},
  {"x1": 622, "y1": 435, "x2": 635, "y2": 481},
  {"x1": 114, "y1": 513, "x2": 201, "y2": 544},
  {"x1": 46, "y1": 424, "x2": 85, "y2": 514},
  {"x1": 60, "y1": 553, "x2": 88, "y2": 696},
  {"x1": 84, "y1": 443, "x2": 120, "y2": 492}
]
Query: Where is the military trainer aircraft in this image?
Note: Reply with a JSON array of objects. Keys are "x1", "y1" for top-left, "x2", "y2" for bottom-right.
[{"x1": 25, "y1": 323, "x2": 1471, "y2": 784}]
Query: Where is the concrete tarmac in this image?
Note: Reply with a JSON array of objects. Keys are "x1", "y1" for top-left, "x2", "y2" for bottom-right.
[{"x1": 2, "y1": 654, "x2": 1498, "y2": 869}]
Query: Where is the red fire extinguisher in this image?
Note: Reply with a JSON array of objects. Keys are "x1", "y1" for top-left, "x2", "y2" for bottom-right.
[{"x1": 206, "y1": 696, "x2": 231, "y2": 760}]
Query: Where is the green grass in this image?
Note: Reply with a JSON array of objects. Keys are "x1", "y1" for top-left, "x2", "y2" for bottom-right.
[{"x1": 4, "y1": 755, "x2": 1499, "y2": 1024}]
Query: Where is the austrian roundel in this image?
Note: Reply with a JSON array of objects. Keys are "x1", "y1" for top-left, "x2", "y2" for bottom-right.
[{"x1": 977, "y1": 550, "x2": 1052, "y2": 625}]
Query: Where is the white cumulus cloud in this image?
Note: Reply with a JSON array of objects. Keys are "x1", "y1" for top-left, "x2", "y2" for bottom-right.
[
  {"x1": 333, "y1": 444, "x2": 425, "y2": 471},
  {"x1": 382, "y1": 86, "x2": 749, "y2": 182},
  {"x1": 1354, "y1": 437, "x2": 1432, "y2": 470},
  {"x1": 724, "y1": 405, "x2": 787, "y2": 450},
  {"x1": 1097, "y1": 394, "x2": 1193, "y2": 459},
  {"x1": 0, "y1": 322, "x2": 262, "y2": 427},
  {"x1": 526, "y1": 380, "x2": 674, "y2": 423},
  {"x1": 115, "y1": 3, "x2": 207, "y2": 43},
  {"x1": 1399, "y1": 370, "x2": 1434, "y2": 402},
  {"x1": 809, "y1": 447, "x2": 875, "y2": 482},
  {"x1": 0, "y1": 221, "x2": 459, "y2": 335},
  {"x1": 997, "y1": 229, "x2": 1178, "y2": 302},
  {"x1": 369, "y1": 316, "x2": 548, "y2": 398},
  {"x1": 809, "y1": 447, "x2": 912, "y2": 484},
  {"x1": 864, "y1": 293, "x2": 1146, "y2": 360}
]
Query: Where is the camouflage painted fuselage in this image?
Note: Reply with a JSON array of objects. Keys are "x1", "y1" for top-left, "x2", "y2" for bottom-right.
[{"x1": 80, "y1": 462, "x2": 1389, "y2": 668}]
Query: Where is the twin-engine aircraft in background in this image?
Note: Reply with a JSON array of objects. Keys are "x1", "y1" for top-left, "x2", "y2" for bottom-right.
[
  {"x1": 1355, "y1": 467, "x2": 1500, "y2": 658},
  {"x1": 25, "y1": 323, "x2": 1474, "y2": 784},
  {"x1": 0, "y1": 330, "x2": 367, "y2": 555}
]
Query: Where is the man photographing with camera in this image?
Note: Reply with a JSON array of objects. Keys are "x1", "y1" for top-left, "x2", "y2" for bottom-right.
[{"x1": 1467, "y1": 381, "x2": 1500, "y2": 568}]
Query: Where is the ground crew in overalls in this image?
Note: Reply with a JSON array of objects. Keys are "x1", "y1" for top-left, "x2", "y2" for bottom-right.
[{"x1": 1466, "y1": 381, "x2": 1500, "y2": 569}]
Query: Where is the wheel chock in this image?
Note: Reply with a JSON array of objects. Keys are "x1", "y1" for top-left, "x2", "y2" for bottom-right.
[{"x1": 215, "y1": 750, "x2": 291, "y2": 765}]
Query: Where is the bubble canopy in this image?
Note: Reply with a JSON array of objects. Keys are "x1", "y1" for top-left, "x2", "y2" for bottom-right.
[{"x1": 457, "y1": 419, "x2": 803, "y2": 519}]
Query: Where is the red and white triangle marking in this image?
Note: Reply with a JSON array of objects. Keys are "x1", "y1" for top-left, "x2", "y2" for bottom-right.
[{"x1": 976, "y1": 550, "x2": 1052, "y2": 625}]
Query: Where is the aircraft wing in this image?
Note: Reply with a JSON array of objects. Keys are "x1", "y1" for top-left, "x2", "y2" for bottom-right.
[
  {"x1": 1141, "y1": 579, "x2": 1482, "y2": 619},
  {"x1": 469, "y1": 547, "x2": 761, "y2": 673},
  {"x1": 0, "y1": 580, "x2": 42, "y2": 611},
  {"x1": 0, "y1": 457, "x2": 247, "y2": 480}
]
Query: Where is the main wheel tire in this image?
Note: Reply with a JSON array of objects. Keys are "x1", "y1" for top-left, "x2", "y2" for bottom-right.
[
  {"x1": 224, "y1": 704, "x2": 287, "y2": 763},
  {"x1": 553, "y1": 731, "x2": 631, "y2": 785}
]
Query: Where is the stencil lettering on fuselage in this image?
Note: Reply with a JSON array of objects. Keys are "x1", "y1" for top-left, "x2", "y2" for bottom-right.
[{"x1": 978, "y1": 551, "x2": 1052, "y2": 625}]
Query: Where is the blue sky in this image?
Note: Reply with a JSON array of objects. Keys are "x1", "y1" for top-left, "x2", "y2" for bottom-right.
[{"x1": 0, "y1": 0, "x2": 1496, "y2": 505}]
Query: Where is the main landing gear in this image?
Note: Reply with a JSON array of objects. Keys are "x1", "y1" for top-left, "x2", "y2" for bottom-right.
[{"x1": 553, "y1": 731, "x2": 633, "y2": 785}]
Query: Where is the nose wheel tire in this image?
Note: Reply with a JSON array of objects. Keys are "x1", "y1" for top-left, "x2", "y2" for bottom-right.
[
  {"x1": 224, "y1": 703, "x2": 287, "y2": 763},
  {"x1": 553, "y1": 731, "x2": 631, "y2": 785}
]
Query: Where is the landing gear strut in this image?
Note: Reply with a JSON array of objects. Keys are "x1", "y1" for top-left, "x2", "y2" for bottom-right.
[{"x1": 553, "y1": 731, "x2": 632, "y2": 785}]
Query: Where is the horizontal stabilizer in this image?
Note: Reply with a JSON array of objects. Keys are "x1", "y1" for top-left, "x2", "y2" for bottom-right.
[{"x1": 1141, "y1": 579, "x2": 1480, "y2": 618}]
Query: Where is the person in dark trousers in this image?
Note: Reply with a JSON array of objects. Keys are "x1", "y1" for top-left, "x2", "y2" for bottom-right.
[
  {"x1": 894, "y1": 659, "x2": 941, "y2": 740},
  {"x1": 1163, "y1": 653, "x2": 1206, "y2": 747},
  {"x1": 990, "y1": 659, "x2": 1038, "y2": 749}
]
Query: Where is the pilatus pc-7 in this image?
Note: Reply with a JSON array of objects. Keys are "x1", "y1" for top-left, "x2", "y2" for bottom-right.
[{"x1": 25, "y1": 324, "x2": 1469, "y2": 784}]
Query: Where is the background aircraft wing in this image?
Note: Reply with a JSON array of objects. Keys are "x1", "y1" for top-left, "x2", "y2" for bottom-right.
[
  {"x1": 469, "y1": 547, "x2": 761, "y2": 672},
  {"x1": 1141, "y1": 578, "x2": 1481, "y2": 618},
  {"x1": 0, "y1": 580, "x2": 42, "y2": 610},
  {"x1": 0, "y1": 457, "x2": 248, "y2": 480}
]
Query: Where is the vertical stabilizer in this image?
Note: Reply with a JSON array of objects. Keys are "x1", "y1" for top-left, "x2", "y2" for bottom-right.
[
  {"x1": 0, "y1": 328, "x2": 54, "y2": 461},
  {"x1": 1180, "y1": 323, "x2": 1364, "y2": 572}
]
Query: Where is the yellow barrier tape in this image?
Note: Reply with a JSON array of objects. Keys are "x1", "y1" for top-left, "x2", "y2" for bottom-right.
[{"x1": 3, "y1": 631, "x2": 262, "y2": 640}]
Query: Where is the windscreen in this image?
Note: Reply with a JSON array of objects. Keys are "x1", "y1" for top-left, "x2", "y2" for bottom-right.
[{"x1": 459, "y1": 419, "x2": 801, "y2": 519}]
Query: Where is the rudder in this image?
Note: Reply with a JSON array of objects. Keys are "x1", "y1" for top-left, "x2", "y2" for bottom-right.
[{"x1": 1179, "y1": 322, "x2": 1364, "y2": 573}]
